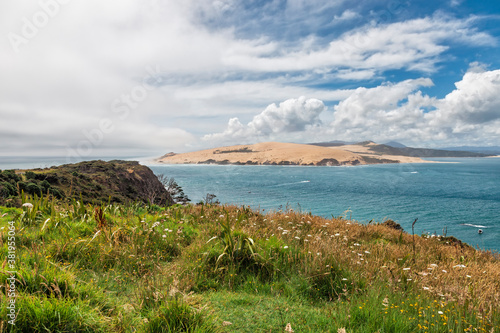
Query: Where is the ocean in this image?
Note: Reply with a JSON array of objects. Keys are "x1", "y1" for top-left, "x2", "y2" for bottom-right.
[
  {"x1": 2, "y1": 157, "x2": 498, "y2": 252},
  {"x1": 148, "y1": 158, "x2": 500, "y2": 252}
]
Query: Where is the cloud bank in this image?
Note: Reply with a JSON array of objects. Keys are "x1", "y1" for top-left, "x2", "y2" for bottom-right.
[
  {"x1": 0, "y1": 0, "x2": 498, "y2": 157},
  {"x1": 205, "y1": 68, "x2": 500, "y2": 147}
]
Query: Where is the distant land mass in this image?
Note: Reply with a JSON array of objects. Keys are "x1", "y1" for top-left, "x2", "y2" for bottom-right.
[
  {"x1": 308, "y1": 141, "x2": 493, "y2": 158},
  {"x1": 441, "y1": 146, "x2": 500, "y2": 155},
  {"x1": 156, "y1": 141, "x2": 432, "y2": 166},
  {"x1": 383, "y1": 141, "x2": 407, "y2": 148}
]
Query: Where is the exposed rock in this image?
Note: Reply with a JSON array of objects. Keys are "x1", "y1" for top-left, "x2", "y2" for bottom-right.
[{"x1": 382, "y1": 219, "x2": 404, "y2": 231}]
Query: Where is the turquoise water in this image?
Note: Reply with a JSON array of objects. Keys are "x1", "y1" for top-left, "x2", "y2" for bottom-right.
[{"x1": 149, "y1": 158, "x2": 500, "y2": 252}]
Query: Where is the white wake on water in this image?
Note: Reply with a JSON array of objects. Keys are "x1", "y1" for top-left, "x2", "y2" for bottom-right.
[{"x1": 461, "y1": 223, "x2": 488, "y2": 228}]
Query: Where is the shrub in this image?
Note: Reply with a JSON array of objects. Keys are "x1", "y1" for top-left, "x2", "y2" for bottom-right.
[
  {"x1": 40, "y1": 180, "x2": 51, "y2": 191},
  {"x1": 26, "y1": 182, "x2": 42, "y2": 196},
  {"x1": 0, "y1": 170, "x2": 21, "y2": 183},
  {"x1": 0, "y1": 181, "x2": 17, "y2": 198},
  {"x1": 25, "y1": 171, "x2": 37, "y2": 180}
]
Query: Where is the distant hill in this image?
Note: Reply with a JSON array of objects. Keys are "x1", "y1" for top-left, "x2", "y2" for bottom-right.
[
  {"x1": 310, "y1": 141, "x2": 492, "y2": 158},
  {"x1": 307, "y1": 140, "x2": 349, "y2": 147},
  {"x1": 368, "y1": 144, "x2": 492, "y2": 158},
  {"x1": 0, "y1": 160, "x2": 173, "y2": 205},
  {"x1": 384, "y1": 141, "x2": 407, "y2": 148},
  {"x1": 441, "y1": 146, "x2": 500, "y2": 156}
]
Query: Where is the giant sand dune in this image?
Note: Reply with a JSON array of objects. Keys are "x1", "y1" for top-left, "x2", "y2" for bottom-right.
[{"x1": 156, "y1": 142, "x2": 428, "y2": 166}]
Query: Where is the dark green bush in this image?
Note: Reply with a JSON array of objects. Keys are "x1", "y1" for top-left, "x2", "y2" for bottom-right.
[
  {"x1": 0, "y1": 170, "x2": 21, "y2": 183},
  {"x1": 40, "y1": 180, "x2": 51, "y2": 191},
  {"x1": 0, "y1": 181, "x2": 17, "y2": 198},
  {"x1": 25, "y1": 182, "x2": 42, "y2": 196},
  {"x1": 25, "y1": 171, "x2": 37, "y2": 180}
]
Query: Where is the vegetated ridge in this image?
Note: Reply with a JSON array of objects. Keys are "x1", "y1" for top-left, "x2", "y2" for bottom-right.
[
  {"x1": 310, "y1": 140, "x2": 493, "y2": 157},
  {"x1": 0, "y1": 160, "x2": 172, "y2": 205}
]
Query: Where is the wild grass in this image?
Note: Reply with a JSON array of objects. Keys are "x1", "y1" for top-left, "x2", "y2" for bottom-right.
[{"x1": 0, "y1": 195, "x2": 499, "y2": 332}]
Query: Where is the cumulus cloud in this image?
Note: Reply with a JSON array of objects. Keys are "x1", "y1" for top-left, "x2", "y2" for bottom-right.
[
  {"x1": 205, "y1": 68, "x2": 500, "y2": 147},
  {"x1": 427, "y1": 69, "x2": 500, "y2": 129},
  {"x1": 203, "y1": 97, "x2": 326, "y2": 143}
]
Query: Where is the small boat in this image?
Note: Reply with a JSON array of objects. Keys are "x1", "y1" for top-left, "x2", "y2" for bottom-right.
[{"x1": 478, "y1": 229, "x2": 483, "y2": 234}]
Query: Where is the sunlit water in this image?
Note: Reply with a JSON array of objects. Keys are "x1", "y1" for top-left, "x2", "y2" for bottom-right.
[
  {"x1": 148, "y1": 158, "x2": 500, "y2": 252},
  {"x1": 2, "y1": 156, "x2": 498, "y2": 252}
]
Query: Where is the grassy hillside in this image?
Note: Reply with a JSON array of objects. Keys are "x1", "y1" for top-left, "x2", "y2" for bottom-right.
[{"x1": 1, "y1": 195, "x2": 498, "y2": 332}]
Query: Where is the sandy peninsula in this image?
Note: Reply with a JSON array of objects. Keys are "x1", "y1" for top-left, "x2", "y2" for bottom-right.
[{"x1": 156, "y1": 142, "x2": 428, "y2": 166}]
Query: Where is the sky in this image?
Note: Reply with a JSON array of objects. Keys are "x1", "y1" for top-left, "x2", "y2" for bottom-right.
[{"x1": 1, "y1": 0, "x2": 500, "y2": 160}]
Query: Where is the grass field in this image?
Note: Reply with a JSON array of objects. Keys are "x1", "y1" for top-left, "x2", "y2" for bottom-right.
[{"x1": 1, "y1": 194, "x2": 499, "y2": 332}]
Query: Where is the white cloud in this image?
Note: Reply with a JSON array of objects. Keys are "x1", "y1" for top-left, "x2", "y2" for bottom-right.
[
  {"x1": 0, "y1": 0, "x2": 498, "y2": 157},
  {"x1": 428, "y1": 69, "x2": 500, "y2": 127},
  {"x1": 222, "y1": 15, "x2": 495, "y2": 74},
  {"x1": 203, "y1": 97, "x2": 326, "y2": 143},
  {"x1": 332, "y1": 10, "x2": 360, "y2": 23},
  {"x1": 205, "y1": 69, "x2": 500, "y2": 147}
]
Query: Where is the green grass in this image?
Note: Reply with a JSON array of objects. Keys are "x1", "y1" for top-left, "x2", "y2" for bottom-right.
[{"x1": 0, "y1": 195, "x2": 499, "y2": 332}]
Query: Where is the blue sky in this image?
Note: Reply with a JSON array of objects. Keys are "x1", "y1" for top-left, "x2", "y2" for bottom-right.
[{"x1": 1, "y1": 0, "x2": 500, "y2": 158}]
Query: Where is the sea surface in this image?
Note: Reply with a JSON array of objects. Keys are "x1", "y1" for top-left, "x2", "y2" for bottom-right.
[
  {"x1": 2, "y1": 156, "x2": 498, "y2": 252},
  {"x1": 148, "y1": 158, "x2": 500, "y2": 252}
]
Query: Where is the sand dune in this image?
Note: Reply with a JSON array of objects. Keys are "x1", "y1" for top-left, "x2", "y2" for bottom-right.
[{"x1": 155, "y1": 142, "x2": 428, "y2": 166}]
